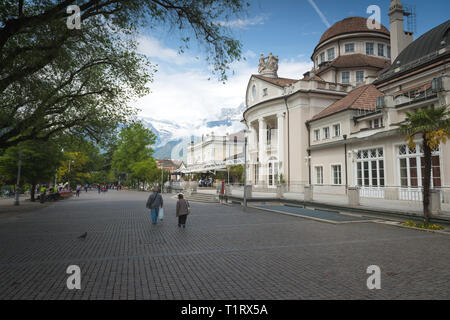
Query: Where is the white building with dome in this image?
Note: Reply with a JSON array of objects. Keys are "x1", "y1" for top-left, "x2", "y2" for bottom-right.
[{"x1": 243, "y1": 0, "x2": 450, "y2": 206}]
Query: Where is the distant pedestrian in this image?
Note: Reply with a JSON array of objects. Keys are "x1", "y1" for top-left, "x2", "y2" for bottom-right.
[
  {"x1": 97, "y1": 184, "x2": 101, "y2": 194},
  {"x1": 39, "y1": 185, "x2": 47, "y2": 203},
  {"x1": 76, "y1": 184, "x2": 81, "y2": 197},
  {"x1": 85, "y1": 184, "x2": 88, "y2": 192},
  {"x1": 176, "y1": 193, "x2": 190, "y2": 228},
  {"x1": 146, "y1": 186, "x2": 163, "y2": 224}
]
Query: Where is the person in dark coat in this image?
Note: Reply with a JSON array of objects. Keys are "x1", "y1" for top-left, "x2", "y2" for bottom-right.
[
  {"x1": 146, "y1": 186, "x2": 164, "y2": 224},
  {"x1": 176, "y1": 193, "x2": 190, "y2": 228}
]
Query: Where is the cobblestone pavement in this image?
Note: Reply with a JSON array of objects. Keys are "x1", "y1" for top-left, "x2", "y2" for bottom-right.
[{"x1": 0, "y1": 190, "x2": 449, "y2": 300}]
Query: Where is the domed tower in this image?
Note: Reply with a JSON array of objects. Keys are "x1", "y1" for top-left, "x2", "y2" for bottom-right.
[{"x1": 310, "y1": 17, "x2": 391, "y2": 86}]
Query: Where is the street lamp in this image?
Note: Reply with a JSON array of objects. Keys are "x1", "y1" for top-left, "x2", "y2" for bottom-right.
[
  {"x1": 68, "y1": 160, "x2": 73, "y2": 190},
  {"x1": 243, "y1": 132, "x2": 248, "y2": 210},
  {"x1": 13, "y1": 147, "x2": 22, "y2": 206}
]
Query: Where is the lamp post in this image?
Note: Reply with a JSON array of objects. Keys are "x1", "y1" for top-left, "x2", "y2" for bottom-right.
[
  {"x1": 68, "y1": 160, "x2": 73, "y2": 190},
  {"x1": 243, "y1": 134, "x2": 248, "y2": 210},
  {"x1": 161, "y1": 162, "x2": 164, "y2": 193},
  {"x1": 13, "y1": 147, "x2": 22, "y2": 206}
]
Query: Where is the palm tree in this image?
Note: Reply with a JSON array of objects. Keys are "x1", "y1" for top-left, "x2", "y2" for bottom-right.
[{"x1": 396, "y1": 106, "x2": 450, "y2": 225}]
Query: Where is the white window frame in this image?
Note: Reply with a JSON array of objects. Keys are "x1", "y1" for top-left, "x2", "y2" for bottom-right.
[
  {"x1": 369, "y1": 117, "x2": 384, "y2": 129},
  {"x1": 378, "y1": 43, "x2": 385, "y2": 57},
  {"x1": 396, "y1": 142, "x2": 442, "y2": 189},
  {"x1": 314, "y1": 129, "x2": 320, "y2": 141},
  {"x1": 345, "y1": 43, "x2": 355, "y2": 53},
  {"x1": 356, "y1": 71, "x2": 364, "y2": 84},
  {"x1": 319, "y1": 52, "x2": 326, "y2": 64},
  {"x1": 331, "y1": 164, "x2": 343, "y2": 185},
  {"x1": 327, "y1": 47, "x2": 335, "y2": 61},
  {"x1": 342, "y1": 71, "x2": 350, "y2": 84},
  {"x1": 332, "y1": 123, "x2": 341, "y2": 138},
  {"x1": 366, "y1": 42, "x2": 374, "y2": 55},
  {"x1": 354, "y1": 146, "x2": 385, "y2": 188},
  {"x1": 315, "y1": 165, "x2": 324, "y2": 185},
  {"x1": 322, "y1": 127, "x2": 330, "y2": 140}
]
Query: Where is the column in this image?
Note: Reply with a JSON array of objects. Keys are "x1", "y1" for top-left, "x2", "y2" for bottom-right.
[
  {"x1": 277, "y1": 113, "x2": 284, "y2": 175},
  {"x1": 258, "y1": 117, "x2": 267, "y2": 185}
]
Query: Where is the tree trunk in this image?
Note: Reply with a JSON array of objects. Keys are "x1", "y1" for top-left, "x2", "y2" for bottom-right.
[
  {"x1": 422, "y1": 135, "x2": 432, "y2": 225},
  {"x1": 30, "y1": 183, "x2": 36, "y2": 201}
]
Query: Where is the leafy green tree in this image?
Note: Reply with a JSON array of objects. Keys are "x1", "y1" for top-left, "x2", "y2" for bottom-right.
[
  {"x1": 0, "y1": 139, "x2": 63, "y2": 200},
  {"x1": 0, "y1": 0, "x2": 248, "y2": 149},
  {"x1": 227, "y1": 165, "x2": 244, "y2": 183},
  {"x1": 397, "y1": 106, "x2": 450, "y2": 224},
  {"x1": 112, "y1": 122, "x2": 157, "y2": 186},
  {"x1": 58, "y1": 151, "x2": 92, "y2": 189}
]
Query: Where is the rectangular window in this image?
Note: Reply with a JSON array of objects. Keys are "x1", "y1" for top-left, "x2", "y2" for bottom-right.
[
  {"x1": 370, "y1": 117, "x2": 383, "y2": 129},
  {"x1": 333, "y1": 124, "x2": 340, "y2": 137},
  {"x1": 262, "y1": 88, "x2": 268, "y2": 96},
  {"x1": 332, "y1": 165, "x2": 342, "y2": 185},
  {"x1": 327, "y1": 48, "x2": 335, "y2": 60},
  {"x1": 342, "y1": 72, "x2": 350, "y2": 84},
  {"x1": 345, "y1": 43, "x2": 355, "y2": 53},
  {"x1": 356, "y1": 71, "x2": 364, "y2": 84},
  {"x1": 366, "y1": 43, "x2": 374, "y2": 55},
  {"x1": 320, "y1": 52, "x2": 325, "y2": 63},
  {"x1": 387, "y1": 46, "x2": 391, "y2": 59},
  {"x1": 378, "y1": 43, "x2": 384, "y2": 57},
  {"x1": 315, "y1": 166, "x2": 323, "y2": 185},
  {"x1": 314, "y1": 129, "x2": 320, "y2": 141},
  {"x1": 323, "y1": 127, "x2": 330, "y2": 140}
]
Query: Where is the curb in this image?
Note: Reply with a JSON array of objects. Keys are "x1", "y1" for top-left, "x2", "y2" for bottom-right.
[
  {"x1": 247, "y1": 205, "x2": 379, "y2": 225},
  {"x1": 372, "y1": 220, "x2": 450, "y2": 236}
]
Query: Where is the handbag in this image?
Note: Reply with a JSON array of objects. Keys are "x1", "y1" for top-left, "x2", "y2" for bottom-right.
[{"x1": 158, "y1": 208, "x2": 164, "y2": 220}]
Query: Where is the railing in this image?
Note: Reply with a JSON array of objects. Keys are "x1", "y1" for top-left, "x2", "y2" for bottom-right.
[
  {"x1": 394, "y1": 87, "x2": 437, "y2": 108},
  {"x1": 224, "y1": 182, "x2": 450, "y2": 204},
  {"x1": 377, "y1": 46, "x2": 449, "y2": 81}
]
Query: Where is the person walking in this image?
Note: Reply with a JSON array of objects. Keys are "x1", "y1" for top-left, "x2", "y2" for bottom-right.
[
  {"x1": 97, "y1": 184, "x2": 101, "y2": 194},
  {"x1": 146, "y1": 186, "x2": 163, "y2": 225},
  {"x1": 39, "y1": 185, "x2": 47, "y2": 203},
  {"x1": 176, "y1": 193, "x2": 190, "y2": 228},
  {"x1": 76, "y1": 184, "x2": 81, "y2": 197}
]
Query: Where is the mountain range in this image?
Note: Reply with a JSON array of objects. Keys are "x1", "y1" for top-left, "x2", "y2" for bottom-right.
[{"x1": 140, "y1": 103, "x2": 246, "y2": 161}]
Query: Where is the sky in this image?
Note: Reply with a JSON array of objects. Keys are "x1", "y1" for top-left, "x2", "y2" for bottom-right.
[{"x1": 134, "y1": 0, "x2": 450, "y2": 131}]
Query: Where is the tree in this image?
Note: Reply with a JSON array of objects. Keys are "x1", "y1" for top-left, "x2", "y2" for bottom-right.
[
  {"x1": 396, "y1": 106, "x2": 450, "y2": 224},
  {"x1": 112, "y1": 122, "x2": 157, "y2": 185},
  {"x1": 0, "y1": 139, "x2": 63, "y2": 200},
  {"x1": 130, "y1": 158, "x2": 159, "y2": 188},
  {"x1": 227, "y1": 165, "x2": 244, "y2": 183},
  {"x1": 0, "y1": 0, "x2": 248, "y2": 149},
  {"x1": 58, "y1": 151, "x2": 91, "y2": 188}
]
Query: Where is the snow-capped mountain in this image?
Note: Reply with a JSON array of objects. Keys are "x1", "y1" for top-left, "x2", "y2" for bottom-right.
[{"x1": 140, "y1": 103, "x2": 246, "y2": 160}]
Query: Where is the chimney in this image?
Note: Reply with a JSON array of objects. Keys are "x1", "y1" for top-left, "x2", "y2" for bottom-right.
[{"x1": 389, "y1": 0, "x2": 414, "y2": 61}]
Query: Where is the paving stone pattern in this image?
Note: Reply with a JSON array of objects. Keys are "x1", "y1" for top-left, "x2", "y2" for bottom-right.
[{"x1": 0, "y1": 191, "x2": 449, "y2": 300}]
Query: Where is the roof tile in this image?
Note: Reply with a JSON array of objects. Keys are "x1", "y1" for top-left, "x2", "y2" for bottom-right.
[{"x1": 309, "y1": 84, "x2": 383, "y2": 122}]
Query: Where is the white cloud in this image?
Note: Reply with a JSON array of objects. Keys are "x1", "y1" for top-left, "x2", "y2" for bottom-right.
[
  {"x1": 216, "y1": 14, "x2": 268, "y2": 30},
  {"x1": 135, "y1": 60, "x2": 253, "y2": 125},
  {"x1": 137, "y1": 36, "x2": 194, "y2": 65},
  {"x1": 133, "y1": 39, "x2": 312, "y2": 133},
  {"x1": 278, "y1": 58, "x2": 313, "y2": 79}
]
